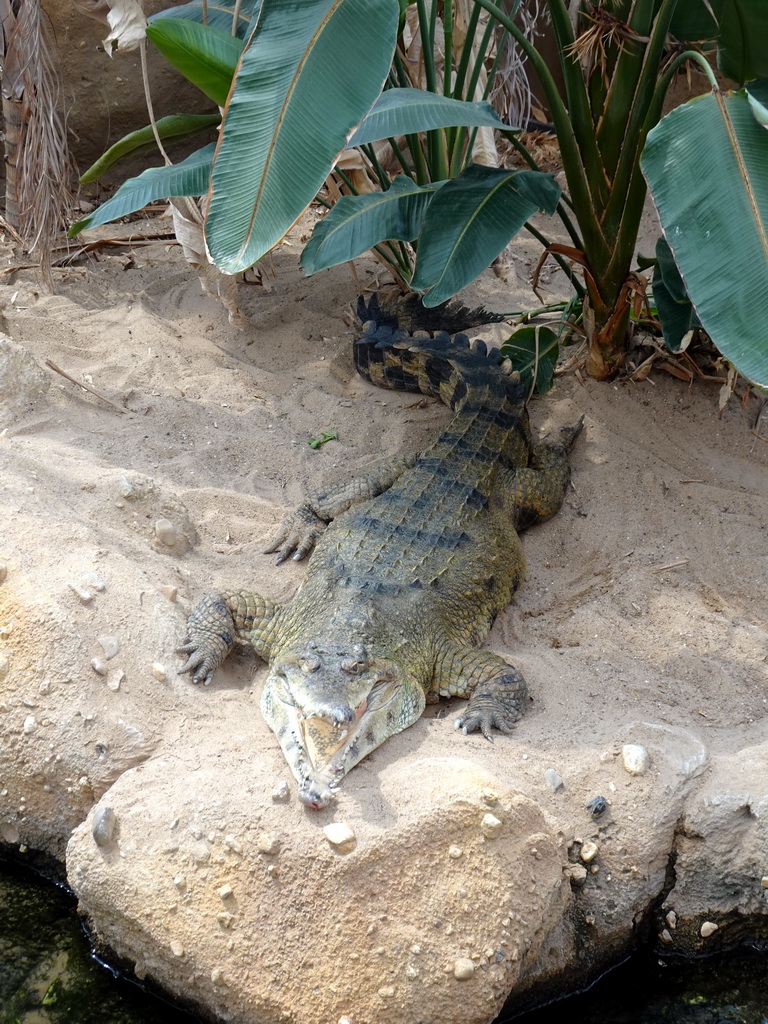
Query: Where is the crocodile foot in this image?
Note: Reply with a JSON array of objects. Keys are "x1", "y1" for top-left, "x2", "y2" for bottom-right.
[
  {"x1": 454, "y1": 666, "x2": 527, "y2": 742},
  {"x1": 177, "y1": 595, "x2": 235, "y2": 685},
  {"x1": 264, "y1": 503, "x2": 328, "y2": 564}
]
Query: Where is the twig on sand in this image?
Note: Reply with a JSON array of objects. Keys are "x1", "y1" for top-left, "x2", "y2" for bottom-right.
[{"x1": 44, "y1": 359, "x2": 127, "y2": 414}]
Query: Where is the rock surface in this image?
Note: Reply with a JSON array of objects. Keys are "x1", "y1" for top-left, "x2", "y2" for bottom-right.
[{"x1": 0, "y1": 225, "x2": 767, "y2": 1022}]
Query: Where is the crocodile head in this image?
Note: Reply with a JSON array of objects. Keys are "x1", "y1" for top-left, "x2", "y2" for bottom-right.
[{"x1": 260, "y1": 641, "x2": 426, "y2": 809}]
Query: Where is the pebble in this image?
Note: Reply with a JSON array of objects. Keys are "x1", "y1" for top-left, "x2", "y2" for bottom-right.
[
  {"x1": 377, "y1": 987, "x2": 394, "y2": 999},
  {"x1": 480, "y1": 813, "x2": 502, "y2": 838},
  {"x1": 448, "y1": 846, "x2": 463, "y2": 859},
  {"x1": 271, "y1": 781, "x2": 290, "y2": 802},
  {"x1": 0, "y1": 654, "x2": 9, "y2": 680},
  {"x1": 481, "y1": 788, "x2": 499, "y2": 806},
  {"x1": 22, "y1": 715, "x2": 36, "y2": 735},
  {"x1": 453, "y1": 958, "x2": 475, "y2": 980},
  {"x1": 170, "y1": 940, "x2": 184, "y2": 957},
  {"x1": 700, "y1": 921, "x2": 718, "y2": 938},
  {"x1": 107, "y1": 669, "x2": 124, "y2": 692},
  {"x1": 761, "y1": 876, "x2": 768, "y2": 889},
  {"x1": 98, "y1": 636, "x2": 120, "y2": 660},
  {"x1": 585, "y1": 796, "x2": 607, "y2": 817},
  {"x1": 173, "y1": 875, "x2": 186, "y2": 890},
  {"x1": 82, "y1": 573, "x2": 106, "y2": 592},
  {"x1": 151, "y1": 662, "x2": 167, "y2": 682},
  {"x1": 323, "y1": 822, "x2": 356, "y2": 850},
  {"x1": 256, "y1": 833, "x2": 280, "y2": 855},
  {"x1": 544, "y1": 768, "x2": 564, "y2": 792},
  {"x1": 90, "y1": 657, "x2": 108, "y2": 676},
  {"x1": 580, "y1": 841, "x2": 599, "y2": 863},
  {"x1": 69, "y1": 583, "x2": 93, "y2": 604},
  {"x1": 218, "y1": 884, "x2": 233, "y2": 900},
  {"x1": 38, "y1": 679, "x2": 50, "y2": 695},
  {"x1": 568, "y1": 864, "x2": 588, "y2": 887},
  {"x1": 161, "y1": 585, "x2": 178, "y2": 602},
  {"x1": 92, "y1": 806, "x2": 117, "y2": 845},
  {"x1": 660, "y1": 928, "x2": 673, "y2": 944},
  {"x1": 666, "y1": 910, "x2": 677, "y2": 929},
  {"x1": 0, "y1": 563, "x2": 6, "y2": 583},
  {"x1": 622, "y1": 743, "x2": 650, "y2": 775},
  {"x1": 154, "y1": 518, "x2": 177, "y2": 546}
]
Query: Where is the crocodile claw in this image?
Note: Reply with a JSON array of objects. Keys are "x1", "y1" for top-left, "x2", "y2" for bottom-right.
[
  {"x1": 176, "y1": 641, "x2": 218, "y2": 685},
  {"x1": 265, "y1": 504, "x2": 327, "y2": 564}
]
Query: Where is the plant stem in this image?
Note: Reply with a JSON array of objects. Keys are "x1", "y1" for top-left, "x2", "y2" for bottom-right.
[{"x1": 524, "y1": 220, "x2": 585, "y2": 298}]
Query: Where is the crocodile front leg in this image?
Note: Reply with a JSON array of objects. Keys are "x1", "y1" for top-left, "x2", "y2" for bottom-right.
[
  {"x1": 177, "y1": 590, "x2": 282, "y2": 685},
  {"x1": 265, "y1": 454, "x2": 416, "y2": 563},
  {"x1": 434, "y1": 645, "x2": 528, "y2": 741},
  {"x1": 505, "y1": 416, "x2": 585, "y2": 529}
]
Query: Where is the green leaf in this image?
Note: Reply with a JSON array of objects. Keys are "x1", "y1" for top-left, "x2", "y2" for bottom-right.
[
  {"x1": 148, "y1": 0, "x2": 261, "y2": 39},
  {"x1": 146, "y1": 18, "x2": 244, "y2": 106},
  {"x1": 500, "y1": 326, "x2": 559, "y2": 395},
  {"x1": 411, "y1": 164, "x2": 561, "y2": 306},
  {"x1": 206, "y1": 0, "x2": 399, "y2": 275},
  {"x1": 669, "y1": 0, "x2": 724, "y2": 42},
  {"x1": 79, "y1": 113, "x2": 220, "y2": 185},
  {"x1": 70, "y1": 143, "x2": 215, "y2": 236},
  {"x1": 652, "y1": 237, "x2": 700, "y2": 351},
  {"x1": 716, "y1": 0, "x2": 768, "y2": 85},
  {"x1": 302, "y1": 176, "x2": 443, "y2": 274},
  {"x1": 642, "y1": 89, "x2": 768, "y2": 385},
  {"x1": 346, "y1": 88, "x2": 509, "y2": 148},
  {"x1": 746, "y1": 78, "x2": 768, "y2": 127}
]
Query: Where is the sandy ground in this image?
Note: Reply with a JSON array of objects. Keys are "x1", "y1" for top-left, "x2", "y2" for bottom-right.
[{"x1": 1, "y1": 208, "x2": 767, "y2": 810}]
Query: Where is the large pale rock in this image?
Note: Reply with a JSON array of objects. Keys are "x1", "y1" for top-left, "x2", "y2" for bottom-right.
[{"x1": 67, "y1": 756, "x2": 570, "y2": 1024}]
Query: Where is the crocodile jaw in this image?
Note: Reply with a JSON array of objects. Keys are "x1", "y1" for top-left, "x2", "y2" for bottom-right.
[{"x1": 260, "y1": 654, "x2": 426, "y2": 809}]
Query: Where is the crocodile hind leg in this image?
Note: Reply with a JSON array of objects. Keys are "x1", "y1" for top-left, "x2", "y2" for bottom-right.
[
  {"x1": 177, "y1": 591, "x2": 282, "y2": 685},
  {"x1": 265, "y1": 454, "x2": 417, "y2": 563},
  {"x1": 505, "y1": 415, "x2": 585, "y2": 529},
  {"x1": 435, "y1": 645, "x2": 528, "y2": 740}
]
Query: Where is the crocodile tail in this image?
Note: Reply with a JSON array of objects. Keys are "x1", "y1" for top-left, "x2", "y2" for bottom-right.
[
  {"x1": 354, "y1": 321, "x2": 524, "y2": 410},
  {"x1": 356, "y1": 289, "x2": 507, "y2": 333}
]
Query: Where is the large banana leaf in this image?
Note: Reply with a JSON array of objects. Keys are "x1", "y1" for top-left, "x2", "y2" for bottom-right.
[
  {"x1": 346, "y1": 88, "x2": 508, "y2": 148},
  {"x1": 70, "y1": 143, "x2": 215, "y2": 236},
  {"x1": 411, "y1": 164, "x2": 561, "y2": 306},
  {"x1": 669, "y1": 0, "x2": 723, "y2": 43},
  {"x1": 501, "y1": 326, "x2": 560, "y2": 395},
  {"x1": 642, "y1": 89, "x2": 768, "y2": 386},
  {"x1": 302, "y1": 176, "x2": 444, "y2": 274},
  {"x1": 716, "y1": 0, "x2": 768, "y2": 84},
  {"x1": 145, "y1": 18, "x2": 244, "y2": 106},
  {"x1": 205, "y1": 0, "x2": 399, "y2": 275},
  {"x1": 148, "y1": 0, "x2": 262, "y2": 39},
  {"x1": 746, "y1": 78, "x2": 768, "y2": 127},
  {"x1": 79, "y1": 113, "x2": 220, "y2": 185}
]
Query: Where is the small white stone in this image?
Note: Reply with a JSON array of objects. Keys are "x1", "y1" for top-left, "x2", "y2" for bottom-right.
[
  {"x1": 106, "y1": 669, "x2": 124, "y2": 692},
  {"x1": 173, "y1": 875, "x2": 186, "y2": 890},
  {"x1": 69, "y1": 583, "x2": 93, "y2": 604},
  {"x1": 660, "y1": 928, "x2": 673, "y2": 944},
  {"x1": 622, "y1": 743, "x2": 650, "y2": 775},
  {"x1": 155, "y1": 518, "x2": 177, "y2": 546},
  {"x1": 22, "y1": 715, "x2": 36, "y2": 735},
  {"x1": 580, "y1": 841, "x2": 599, "y2": 863},
  {"x1": 453, "y1": 958, "x2": 475, "y2": 980},
  {"x1": 38, "y1": 679, "x2": 50, "y2": 695},
  {"x1": 666, "y1": 910, "x2": 677, "y2": 929},
  {"x1": 323, "y1": 822, "x2": 356, "y2": 850},
  {"x1": 92, "y1": 806, "x2": 117, "y2": 846},
  {"x1": 98, "y1": 636, "x2": 119, "y2": 660},
  {"x1": 0, "y1": 654, "x2": 9, "y2": 680},
  {"x1": 256, "y1": 833, "x2": 280, "y2": 855},
  {"x1": 271, "y1": 780, "x2": 290, "y2": 802},
  {"x1": 90, "y1": 657, "x2": 108, "y2": 676},
  {"x1": 568, "y1": 864, "x2": 588, "y2": 887},
  {"x1": 377, "y1": 987, "x2": 394, "y2": 999},
  {"x1": 448, "y1": 846, "x2": 463, "y2": 859},
  {"x1": 218, "y1": 884, "x2": 233, "y2": 900},
  {"x1": 151, "y1": 662, "x2": 167, "y2": 681},
  {"x1": 761, "y1": 876, "x2": 768, "y2": 889},
  {"x1": 480, "y1": 813, "x2": 502, "y2": 838},
  {"x1": 170, "y1": 940, "x2": 184, "y2": 957},
  {"x1": 700, "y1": 921, "x2": 718, "y2": 938},
  {"x1": 161, "y1": 585, "x2": 178, "y2": 602},
  {"x1": 544, "y1": 768, "x2": 565, "y2": 792},
  {"x1": 481, "y1": 788, "x2": 499, "y2": 806}
]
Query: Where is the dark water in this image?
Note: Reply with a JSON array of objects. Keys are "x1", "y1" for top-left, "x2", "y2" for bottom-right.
[
  {"x1": 507, "y1": 944, "x2": 768, "y2": 1024},
  {"x1": 0, "y1": 857, "x2": 200, "y2": 1024},
  {"x1": 3, "y1": 856, "x2": 768, "y2": 1024}
]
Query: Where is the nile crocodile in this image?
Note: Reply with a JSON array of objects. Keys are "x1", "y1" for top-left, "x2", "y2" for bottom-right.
[{"x1": 178, "y1": 316, "x2": 582, "y2": 808}]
